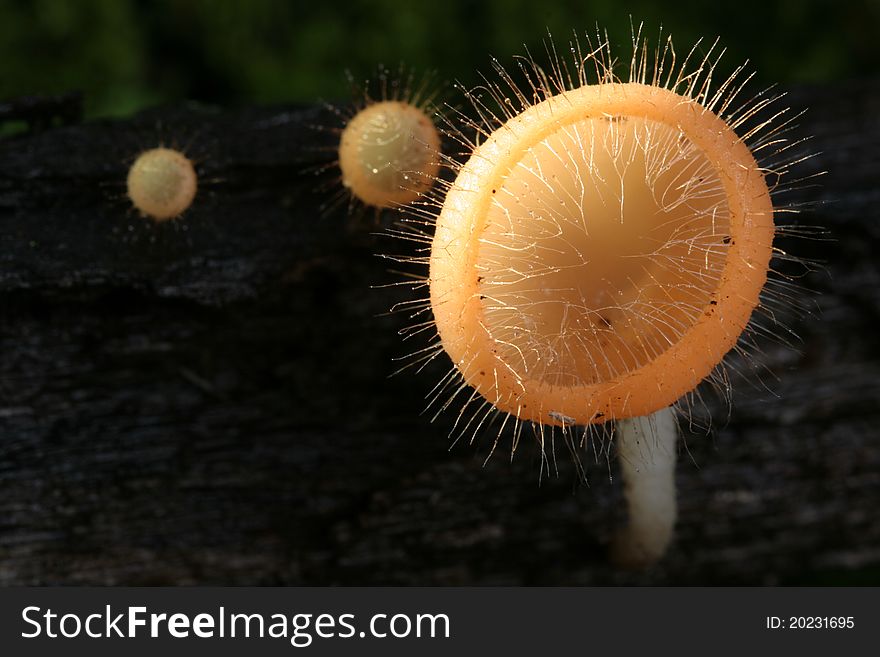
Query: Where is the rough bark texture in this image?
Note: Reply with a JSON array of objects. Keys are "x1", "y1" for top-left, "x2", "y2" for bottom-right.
[{"x1": 0, "y1": 79, "x2": 878, "y2": 585}]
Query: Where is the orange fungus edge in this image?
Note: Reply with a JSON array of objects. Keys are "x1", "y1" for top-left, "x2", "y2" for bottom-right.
[{"x1": 429, "y1": 82, "x2": 775, "y2": 426}]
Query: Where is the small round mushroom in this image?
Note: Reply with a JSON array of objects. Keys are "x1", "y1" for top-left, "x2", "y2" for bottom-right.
[
  {"x1": 127, "y1": 147, "x2": 197, "y2": 222},
  {"x1": 338, "y1": 100, "x2": 440, "y2": 209}
]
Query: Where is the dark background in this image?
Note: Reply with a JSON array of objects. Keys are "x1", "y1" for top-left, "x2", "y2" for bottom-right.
[
  {"x1": 1, "y1": 0, "x2": 879, "y2": 117},
  {"x1": 0, "y1": 0, "x2": 879, "y2": 585}
]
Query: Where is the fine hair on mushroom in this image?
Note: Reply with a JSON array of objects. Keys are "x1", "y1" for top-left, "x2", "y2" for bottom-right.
[
  {"x1": 388, "y1": 25, "x2": 820, "y2": 568},
  {"x1": 127, "y1": 146, "x2": 198, "y2": 222},
  {"x1": 314, "y1": 65, "x2": 443, "y2": 219},
  {"x1": 110, "y1": 120, "x2": 227, "y2": 244}
]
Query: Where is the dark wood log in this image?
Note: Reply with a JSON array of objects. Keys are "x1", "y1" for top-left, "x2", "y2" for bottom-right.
[{"x1": 0, "y1": 80, "x2": 878, "y2": 586}]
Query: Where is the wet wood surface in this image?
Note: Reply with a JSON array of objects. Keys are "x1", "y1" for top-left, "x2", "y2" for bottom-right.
[{"x1": 0, "y1": 79, "x2": 878, "y2": 585}]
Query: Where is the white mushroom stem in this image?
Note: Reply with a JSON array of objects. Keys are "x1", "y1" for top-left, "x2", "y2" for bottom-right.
[{"x1": 611, "y1": 405, "x2": 679, "y2": 568}]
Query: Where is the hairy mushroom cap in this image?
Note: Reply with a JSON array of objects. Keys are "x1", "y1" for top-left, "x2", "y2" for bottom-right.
[
  {"x1": 429, "y1": 82, "x2": 774, "y2": 426},
  {"x1": 127, "y1": 147, "x2": 198, "y2": 222},
  {"x1": 338, "y1": 100, "x2": 441, "y2": 208}
]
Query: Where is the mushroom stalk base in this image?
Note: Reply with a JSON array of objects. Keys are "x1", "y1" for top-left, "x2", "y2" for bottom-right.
[{"x1": 611, "y1": 406, "x2": 679, "y2": 568}]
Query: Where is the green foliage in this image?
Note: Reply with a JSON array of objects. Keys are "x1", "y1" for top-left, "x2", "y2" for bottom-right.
[{"x1": 0, "y1": 0, "x2": 877, "y2": 117}]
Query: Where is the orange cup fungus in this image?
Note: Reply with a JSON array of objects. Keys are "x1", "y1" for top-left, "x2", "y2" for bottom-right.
[
  {"x1": 338, "y1": 99, "x2": 441, "y2": 209},
  {"x1": 428, "y1": 34, "x2": 780, "y2": 429},
  {"x1": 127, "y1": 147, "x2": 198, "y2": 222}
]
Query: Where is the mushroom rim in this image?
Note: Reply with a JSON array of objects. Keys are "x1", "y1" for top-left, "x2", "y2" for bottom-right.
[{"x1": 429, "y1": 81, "x2": 775, "y2": 426}]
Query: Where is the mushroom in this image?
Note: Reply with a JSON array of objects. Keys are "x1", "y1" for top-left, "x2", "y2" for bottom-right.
[
  {"x1": 338, "y1": 99, "x2": 441, "y2": 209},
  {"x1": 415, "y1": 29, "x2": 791, "y2": 566},
  {"x1": 127, "y1": 147, "x2": 198, "y2": 222}
]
